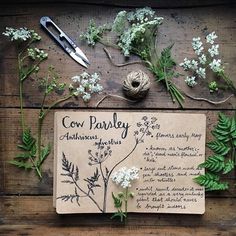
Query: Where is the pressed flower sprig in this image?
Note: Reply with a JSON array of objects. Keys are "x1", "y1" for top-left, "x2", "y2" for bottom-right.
[
  {"x1": 81, "y1": 7, "x2": 185, "y2": 107},
  {"x1": 111, "y1": 166, "x2": 139, "y2": 222},
  {"x1": 3, "y1": 27, "x2": 103, "y2": 178},
  {"x1": 180, "y1": 31, "x2": 236, "y2": 94}
]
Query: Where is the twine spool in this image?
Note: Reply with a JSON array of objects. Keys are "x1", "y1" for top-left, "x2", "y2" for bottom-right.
[{"x1": 123, "y1": 70, "x2": 151, "y2": 100}]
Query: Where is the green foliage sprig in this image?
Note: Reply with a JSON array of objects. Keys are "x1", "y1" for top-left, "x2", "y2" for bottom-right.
[
  {"x1": 111, "y1": 190, "x2": 134, "y2": 222},
  {"x1": 146, "y1": 45, "x2": 185, "y2": 107},
  {"x1": 81, "y1": 7, "x2": 185, "y2": 107},
  {"x1": 194, "y1": 113, "x2": 236, "y2": 191},
  {"x1": 3, "y1": 27, "x2": 75, "y2": 179},
  {"x1": 111, "y1": 166, "x2": 139, "y2": 222}
]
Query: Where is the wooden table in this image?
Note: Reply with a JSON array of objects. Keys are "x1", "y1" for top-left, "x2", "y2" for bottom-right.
[{"x1": 1, "y1": 1, "x2": 236, "y2": 235}]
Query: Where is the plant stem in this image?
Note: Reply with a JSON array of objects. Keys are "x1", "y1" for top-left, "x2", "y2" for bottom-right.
[
  {"x1": 18, "y1": 53, "x2": 26, "y2": 131},
  {"x1": 37, "y1": 116, "x2": 43, "y2": 166},
  {"x1": 99, "y1": 161, "x2": 108, "y2": 212},
  {"x1": 29, "y1": 157, "x2": 42, "y2": 179},
  {"x1": 124, "y1": 187, "x2": 128, "y2": 219},
  {"x1": 43, "y1": 94, "x2": 73, "y2": 118},
  {"x1": 219, "y1": 71, "x2": 236, "y2": 94},
  {"x1": 21, "y1": 60, "x2": 43, "y2": 82},
  {"x1": 19, "y1": 80, "x2": 25, "y2": 131},
  {"x1": 71, "y1": 175, "x2": 103, "y2": 212}
]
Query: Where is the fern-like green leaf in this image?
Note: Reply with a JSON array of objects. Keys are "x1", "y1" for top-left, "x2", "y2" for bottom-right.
[
  {"x1": 15, "y1": 153, "x2": 32, "y2": 159},
  {"x1": 112, "y1": 192, "x2": 122, "y2": 208},
  {"x1": 9, "y1": 160, "x2": 33, "y2": 169},
  {"x1": 223, "y1": 160, "x2": 234, "y2": 174},
  {"x1": 207, "y1": 140, "x2": 230, "y2": 156},
  {"x1": 218, "y1": 113, "x2": 231, "y2": 129},
  {"x1": 194, "y1": 173, "x2": 228, "y2": 191},
  {"x1": 18, "y1": 129, "x2": 36, "y2": 151},
  {"x1": 211, "y1": 113, "x2": 232, "y2": 142},
  {"x1": 198, "y1": 155, "x2": 225, "y2": 172},
  {"x1": 37, "y1": 144, "x2": 51, "y2": 166},
  {"x1": 230, "y1": 117, "x2": 236, "y2": 133}
]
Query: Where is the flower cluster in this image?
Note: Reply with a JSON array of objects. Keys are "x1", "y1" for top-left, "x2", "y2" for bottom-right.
[
  {"x1": 88, "y1": 145, "x2": 112, "y2": 166},
  {"x1": 114, "y1": 8, "x2": 163, "y2": 57},
  {"x1": 70, "y1": 72, "x2": 103, "y2": 102},
  {"x1": 111, "y1": 166, "x2": 139, "y2": 188},
  {"x1": 80, "y1": 20, "x2": 111, "y2": 46},
  {"x1": 28, "y1": 48, "x2": 48, "y2": 60},
  {"x1": 185, "y1": 76, "x2": 197, "y2": 87},
  {"x1": 127, "y1": 7, "x2": 155, "y2": 23},
  {"x1": 179, "y1": 31, "x2": 223, "y2": 89},
  {"x1": 81, "y1": 8, "x2": 163, "y2": 57},
  {"x1": 117, "y1": 18, "x2": 163, "y2": 57},
  {"x1": 3, "y1": 27, "x2": 41, "y2": 42}
]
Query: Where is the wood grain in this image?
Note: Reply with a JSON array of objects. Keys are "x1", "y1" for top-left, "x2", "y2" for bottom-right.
[
  {"x1": 0, "y1": 0, "x2": 235, "y2": 8},
  {"x1": 1, "y1": 196, "x2": 236, "y2": 226},
  {"x1": 0, "y1": 4, "x2": 236, "y2": 109},
  {"x1": 0, "y1": 225, "x2": 235, "y2": 236}
]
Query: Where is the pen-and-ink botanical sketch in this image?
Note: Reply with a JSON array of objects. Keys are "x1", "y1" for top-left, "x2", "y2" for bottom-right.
[{"x1": 57, "y1": 116, "x2": 158, "y2": 212}]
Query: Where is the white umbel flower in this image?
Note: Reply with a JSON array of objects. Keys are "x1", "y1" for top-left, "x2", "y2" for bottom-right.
[
  {"x1": 179, "y1": 58, "x2": 192, "y2": 70},
  {"x1": 208, "y1": 44, "x2": 219, "y2": 57},
  {"x1": 209, "y1": 59, "x2": 223, "y2": 73},
  {"x1": 192, "y1": 37, "x2": 204, "y2": 55},
  {"x1": 199, "y1": 54, "x2": 207, "y2": 65},
  {"x1": 82, "y1": 92, "x2": 91, "y2": 102},
  {"x1": 111, "y1": 167, "x2": 139, "y2": 188},
  {"x1": 191, "y1": 59, "x2": 198, "y2": 70},
  {"x1": 71, "y1": 75, "x2": 81, "y2": 83},
  {"x1": 206, "y1": 31, "x2": 218, "y2": 44},
  {"x1": 196, "y1": 67, "x2": 206, "y2": 79},
  {"x1": 185, "y1": 76, "x2": 197, "y2": 87},
  {"x1": 3, "y1": 27, "x2": 31, "y2": 41}
]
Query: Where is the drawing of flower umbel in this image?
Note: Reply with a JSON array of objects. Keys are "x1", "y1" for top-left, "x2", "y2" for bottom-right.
[{"x1": 56, "y1": 113, "x2": 159, "y2": 213}]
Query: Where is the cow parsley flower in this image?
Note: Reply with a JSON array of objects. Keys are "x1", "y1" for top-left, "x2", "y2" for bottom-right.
[
  {"x1": 71, "y1": 72, "x2": 103, "y2": 102},
  {"x1": 127, "y1": 7, "x2": 155, "y2": 23},
  {"x1": 179, "y1": 31, "x2": 235, "y2": 92},
  {"x1": 199, "y1": 54, "x2": 207, "y2": 65},
  {"x1": 192, "y1": 37, "x2": 204, "y2": 55},
  {"x1": 179, "y1": 58, "x2": 191, "y2": 70},
  {"x1": 3, "y1": 27, "x2": 31, "y2": 41},
  {"x1": 206, "y1": 31, "x2": 218, "y2": 44},
  {"x1": 80, "y1": 20, "x2": 111, "y2": 46},
  {"x1": 71, "y1": 75, "x2": 81, "y2": 83},
  {"x1": 27, "y1": 47, "x2": 48, "y2": 60},
  {"x1": 209, "y1": 59, "x2": 223, "y2": 73},
  {"x1": 118, "y1": 18, "x2": 163, "y2": 57},
  {"x1": 111, "y1": 166, "x2": 139, "y2": 188},
  {"x1": 82, "y1": 92, "x2": 91, "y2": 102},
  {"x1": 196, "y1": 67, "x2": 206, "y2": 79},
  {"x1": 76, "y1": 85, "x2": 85, "y2": 94},
  {"x1": 191, "y1": 59, "x2": 198, "y2": 70},
  {"x1": 81, "y1": 72, "x2": 90, "y2": 79},
  {"x1": 185, "y1": 76, "x2": 197, "y2": 87},
  {"x1": 208, "y1": 44, "x2": 219, "y2": 57}
]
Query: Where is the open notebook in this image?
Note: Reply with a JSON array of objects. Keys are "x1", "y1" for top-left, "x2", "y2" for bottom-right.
[{"x1": 54, "y1": 111, "x2": 206, "y2": 214}]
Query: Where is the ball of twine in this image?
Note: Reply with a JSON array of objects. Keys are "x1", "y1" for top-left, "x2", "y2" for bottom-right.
[{"x1": 123, "y1": 70, "x2": 151, "y2": 99}]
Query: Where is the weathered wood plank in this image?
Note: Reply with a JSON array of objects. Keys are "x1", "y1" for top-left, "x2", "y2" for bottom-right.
[
  {"x1": 0, "y1": 0, "x2": 234, "y2": 8},
  {"x1": 1, "y1": 196, "x2": 236, "y2": 227},
  {"x1": 1, "y1": 108, "x2": 235, "y2": 196},
  {"x1": 0, "y1": 225, "x2": 235, "y2": 236},
  {"x1": 0, "y1": 4, "x2": 235, "y2": 109}
]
